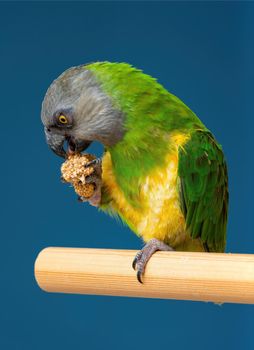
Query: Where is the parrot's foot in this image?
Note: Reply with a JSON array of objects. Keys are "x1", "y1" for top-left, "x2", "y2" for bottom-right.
[
  {"x1": 132, "y1": 238, "x2": 173, "y2": 283},
  {"x1": 78, "y1": 157, "x2": 102, "y2": 207},
  {"x1": 84, "y1": 172, "x2": 102, "y2": 207},
  {"x1": 77, "y1": 173, "x2": 102, "y2": 207}
]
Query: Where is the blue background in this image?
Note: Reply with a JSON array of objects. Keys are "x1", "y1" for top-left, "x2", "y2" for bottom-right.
[{"x1": 0, "y1": 1, "x2": 253, "y2": 349}]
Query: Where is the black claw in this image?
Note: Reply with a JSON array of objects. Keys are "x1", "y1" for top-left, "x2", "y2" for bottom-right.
[
  {"x1": 137, "y1": 270, "x2": 143, "y2": 284},
  {"x1": 77, "y1": 196, "x2": 84, "y2": 202},
  {"x1": 85, "y1": 175, "x2": 92, "y2": 183},
  {"x1": 85, "y1": 159, "x2": 97, "y2": 168},
  {"x1": 61, "y1": 176, "x2": 67, "y2": 183},
  {"x1": 132, "y1": 257, "x2": 138, "y2": 270}
]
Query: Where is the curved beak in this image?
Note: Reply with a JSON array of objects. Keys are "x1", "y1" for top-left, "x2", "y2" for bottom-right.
[
  {"x1": 44, "y1": 128, "x2": 66, "y2": 157},
  {"x1": 44, "y1": 128, "x2": 92, "y2": 158}
]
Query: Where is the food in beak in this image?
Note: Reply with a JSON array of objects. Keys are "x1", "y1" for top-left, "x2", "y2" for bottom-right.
[{"x1": 67, "y1": 137, "x2": 92, "y2": 155}]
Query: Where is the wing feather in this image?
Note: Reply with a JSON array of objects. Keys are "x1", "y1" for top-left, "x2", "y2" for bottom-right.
[{"x1": 178, "y1": 130, "x2": 229, "y2": 252}]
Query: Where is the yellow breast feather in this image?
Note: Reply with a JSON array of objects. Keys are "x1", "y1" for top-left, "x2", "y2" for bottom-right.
[{"x1": 101, "y1": 132, "x2": 192, "y2": 248}]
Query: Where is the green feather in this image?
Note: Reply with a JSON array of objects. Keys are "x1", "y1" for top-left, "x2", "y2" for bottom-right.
[
  {"x1": 86, "y1": 62, "x2": 204, "y2": 207},
  {"x1": 178, "y1": 131, "x2": 228, "y2": 252}
]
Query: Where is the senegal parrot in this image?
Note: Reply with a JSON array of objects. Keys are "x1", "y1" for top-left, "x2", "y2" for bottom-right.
[{"x1": 41, "y1": 62, "x2": 228, "y2": 283}]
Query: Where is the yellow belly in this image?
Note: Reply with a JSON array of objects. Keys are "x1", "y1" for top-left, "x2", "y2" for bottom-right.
[
  {"x1": 137, "y1": 152, "x2": 186, "y2": 245},
  {"x1": 101, "y1": 133, "x2": 205, "y2": 251}
]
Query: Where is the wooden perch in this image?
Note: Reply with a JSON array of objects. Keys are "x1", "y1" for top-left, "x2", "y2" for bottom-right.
[{"x1": 34, "y1": 247, "x2": 254, "y2": 304}]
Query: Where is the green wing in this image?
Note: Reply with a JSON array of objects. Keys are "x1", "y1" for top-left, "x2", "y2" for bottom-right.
[{"x1": 178, "y1": 130, "x2": 229, "y2": 252}]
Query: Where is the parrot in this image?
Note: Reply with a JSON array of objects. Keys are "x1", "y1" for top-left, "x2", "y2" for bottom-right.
[{"x1": 41, "y1": 62, "x2": 229, "y2": 283}]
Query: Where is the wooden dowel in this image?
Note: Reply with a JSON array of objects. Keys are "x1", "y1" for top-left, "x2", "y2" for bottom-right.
[{"x1": 34, "y1": 247, "x2": 254, "y2": 304}]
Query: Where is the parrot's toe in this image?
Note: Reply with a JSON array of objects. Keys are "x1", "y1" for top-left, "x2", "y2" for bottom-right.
[
  {"x1": 85, "y1": 173, "x2": 100, "y2": 185},
  {"x1": 84, "y1": 157, "x2": 102, "y2": 169},
  {"x1": 60, "y1": 176, "x2": 68, "y2": 183},
  {"x1": 77, "y1": 195, "x2": 86, "y2": 202},
  {"x1": 132, "y1": 238, "x2": 173, "y2": 284},
  {"x1": 85, "y1": 174, "x2": 102, "y2": 204},
  {"x1": 77, "y1": 189, "x2": 101, "y2": 206},
  {"x1": 88, "y1": 191, "x2": 101, "y2": 207},
  {"x1": 84, "y1": 157, "x2": 102, "y2": 189}
]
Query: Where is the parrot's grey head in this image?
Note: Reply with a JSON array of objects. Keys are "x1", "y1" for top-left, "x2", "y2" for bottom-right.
[{"x1": 41, "y1": 66, "x2": 124, "y2": 157}]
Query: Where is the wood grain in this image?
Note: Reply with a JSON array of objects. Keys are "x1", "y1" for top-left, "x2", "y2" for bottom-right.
[{"x1": 34, "y1": 247, "x2": 254, "y2": 304}]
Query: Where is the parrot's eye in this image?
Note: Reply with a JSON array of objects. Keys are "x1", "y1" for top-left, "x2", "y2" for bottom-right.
[
  {"x1": 58, "y1": 115, "x2": 68, "y2": 124},
  {"x1": 53, "y1": 109, "x2": 73, "y2": 127}
]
